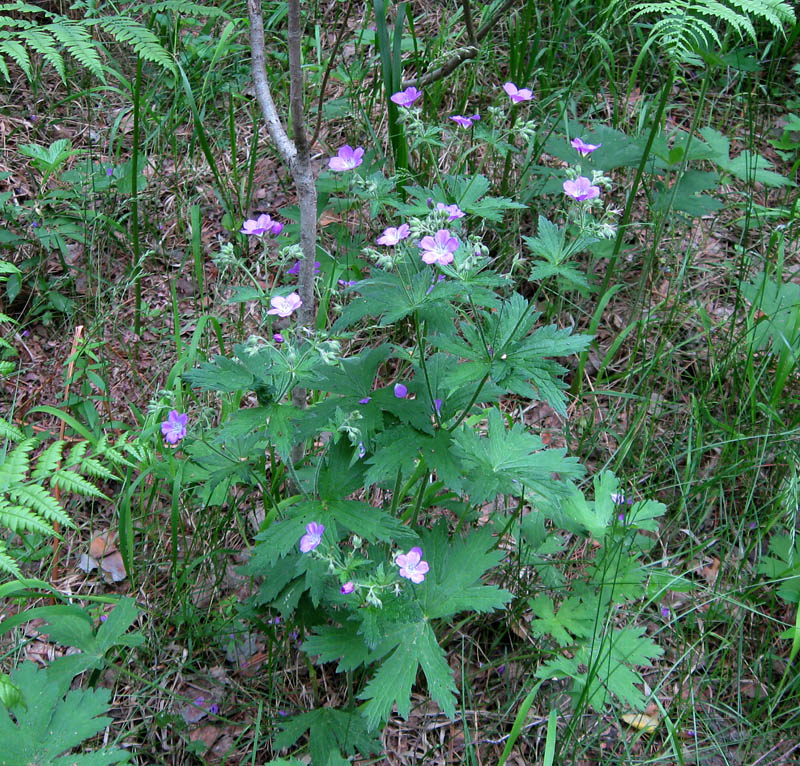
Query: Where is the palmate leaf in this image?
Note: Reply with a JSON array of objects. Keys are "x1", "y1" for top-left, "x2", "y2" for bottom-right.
[
  {"x1": 452, "y1": 408, "x2": 584, "y2": 504},
  {"x1": 528, "y1": 594, "x2": 595, "y2": 646},
  {"x1": 431, "y1": 293, "x2": 591, "y2": 415},
  {"x1": 358, "y1": 620, "x2": 458, "y2": 730},
  {"x1": 417, "y1": 524, "x2": 512, "y2": 619},
  {"x1": 536, "y1": 625, "x2": 663, "y2": 711},
  {"x1": 0, "y1": 662, "x2": 129, "y2": 765},
  {"x1": 274, "y1": 707, "x2": 380, "y2": 766},
  {"x1": 333, "y1": 268, "x2": 456, "y2": 332}
]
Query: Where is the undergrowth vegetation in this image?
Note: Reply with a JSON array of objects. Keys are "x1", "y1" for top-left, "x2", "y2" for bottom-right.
[{"x1": 0, "y1": 0, "x2": 799, "y2": 763}]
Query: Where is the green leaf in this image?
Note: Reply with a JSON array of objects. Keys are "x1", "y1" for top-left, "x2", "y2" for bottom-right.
[
  {"x1": 358, "y1": 620, "x2": 457, "y2": 729},
  {"x1": 0, "y1": 673, "x2": 22, "y2": 709},
  {"x1": 700, "y1": 127, "x2": 793, "y2": 188},
  {"x1": 183, "y1": 355, "x2": 256, "y2": 392},
  {"x1": 536, "y1": 626, "x2": 663, "y2": 711},
  {"x1": 274, "y1": 707, "x2": 380, "y2": 765},
  {"x1": 528, "y1": 594, "x2": 594, "y2": 646},
  {"x1": 452, "y1": 408, "x2": 584, "y2": 504},
  {"x1": 758, "y1": 532, "x2": 800, "y2": 603},
  {"x1": 418, "y1": 524, "x2": 512, "y2": 619},
  {"x1": 0, "y1": 662, "x2": 130, "y2": 764}
]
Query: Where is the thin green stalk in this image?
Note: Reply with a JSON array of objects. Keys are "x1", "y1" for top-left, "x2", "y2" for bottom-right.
[{"x1": 131, "y1": 55, "x2": 143, "y2": 342}]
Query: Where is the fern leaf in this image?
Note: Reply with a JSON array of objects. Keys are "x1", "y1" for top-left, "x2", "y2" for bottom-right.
[
  {"x1": 0, "y1": 416, "x2": 25, "y2": 443},
  {"x1": 0, "y1": 500, "x2": 56, "y2": 536},
  {"x1": 51, "y1": 469, "x2": 108, "y2": 499},
  {"x1": 0, "y1": 540, "x2": 22, "y2": 579},
  {"x1": 66, "y1": 440, "x2": 89, "y2": 467},
  {"x1": 9, "y1": 484, "x2": 74, "y2": 529},
  {"x1": 19, "y1": 27, "x2": 65, "y2": 80},
  {"x1": 0, "y1": 439, "x2": 36, "y2": 491},
  {"x1": 31, "y1": 440, "x2": 65, "y2": 480},
  {"x1": 0, "y1": 2, "x2": 55, "y2": 20},
  {"x1": 698, "y1": 0, "x2": 756, "y2": 39},
  {"x1": 78, "y1": 457, "x2": 116, "y2": 481},
  {"x1": 47, "y1": 20, "x2": 105, "y2": 81},
  {"x1": 94, "y1": 16, "x2": 175, "y2": 73},
  {"x1": 0, "y1": 38, "x2": 31, "y2": 80},
  {"x1": 145, "y1": 0, "x2": 230, "y2": 17}
]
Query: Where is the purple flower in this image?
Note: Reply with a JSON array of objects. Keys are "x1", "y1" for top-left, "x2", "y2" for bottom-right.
[
  {"x1": 106, "y1": 167, "x2": 113, "y2": 177},
  {"x1": 357, "y1": 442, "x2": 366, "y2": 459},
  {"x1": 433, "y1": 398, "x2": 443, "y2": 415},
  {"x1": 435, "y1": 203, "x2": 465, "y2": 220},
  {"x1": 161, "y1": 410, "x2": 188, "y2": 445},
  {"x1": 394, "y1": 383, "x2": 408, "y2": 399},
  {"x1": 328, "y1": 145, "x2": 364, "y2": 171},
  {"x1": 563, "y1": 176, "x2": 600, "y2": 201},
  {"x1": 390, "y1": 86, "x2": 422, "y2": 107},
  {"x1": 419, "y1": 229, "x2": 458, "y2": 265},
  {"x1": 299, "y1": 522, "x2": 324, "y2": 553},
  {"x1": 571, "y1": 137, "x2": 602, "y2": 157},
  {"x1": 273, "y1": 333, "x2": 284, "y2": 344},
  {"x1": 660, "y1": 606, "x2": 671, "y2": 619},
  {"x1": 267, "y1": 292, "x2": 302, "y2": 317},
  {"x1": 208, "y1": 704, "x2": 219, "y2": 715},
  {"x1": 377, "y1": 223, "x2": 411, "y2": 246},
  {"x1": 396, "y1": 546, "x2": 429, "y2": 584},
  {"x1": 450, "y1": 114, "x2": 480, "y2": 127},
  {"x1": 338, "y1": 279, "x2": 358, "y2": 287},
  {"x1": 358, "y1": 396, "x2": 371, "y2": 404},
  {"x1": 241, "y1": 213, "x2": 283, "y2": 236},
  {"x1": 340, "y1": 581, "x2": 355, "y2": 594},
  {"x1": 99, "y1": 614, "x2": 107, "y2": 622},
  {"x1": 503, "y1": 82, "x2": 533, "y2": 103},
  {"x1": 287, "y1": 260, "x2": 320, "y2": 276}
]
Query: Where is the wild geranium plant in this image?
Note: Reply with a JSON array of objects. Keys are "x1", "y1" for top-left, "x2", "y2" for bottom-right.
[{"x1": 180, "y1": 80, "x2": 668, "y2": 762}]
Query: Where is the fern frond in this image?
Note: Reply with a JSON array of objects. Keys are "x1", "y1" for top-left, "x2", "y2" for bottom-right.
[
  {"x1": 726, "y1": 0, "x2": 795, "y2": 27},
  {"x1": 0, "y1": 499, "x2": 56, "y2": 536},
  {"x1": 47, "y1": 21, "x2": 104, "y2": 81},
  {"x1": 78, "y1": 457, "x2": 116, "y2": 482},
  {"x1": 19, "y1": 27, "x2": 65, "y2": 80},
  {"x1": 0, "y1": 416, "x2": 25, "y2": 443},
  {"x1": 66, "y1": 441, "x2": 89, "y2": 467},
  {"x1": 0, "y1": 439, "x2": 36, "y2": 491},
  {"x1": 51, "y1": 469, "x2": 108, "y2": 499},
  {"x1": 0, "y1": 539, "x2": 22, "y2": 579},
  {"x1": 0, "y1": 37, "x2": 31, "y2": 80},
  {"x1": 94, "y1": 16, "x2": 175, "y2": 73},
  {"x1": 8, "y1": 484, "x2": 74, "y2": 529},
  {"x1": 632, "y1": 0, "x2": 796, "y2": 63},
  {"x1": 31, "y1": 440, "x2": 65, "y2": 480},
  {"x1": 142, "y1": 0, "x2": 230, "y2": 17},
  {"x1": 0, "y1": 1, "x2": 55, "y2": 20}
]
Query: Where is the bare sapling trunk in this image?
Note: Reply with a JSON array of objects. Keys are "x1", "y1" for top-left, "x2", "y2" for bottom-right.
[{"x1": 247, "y1": 0, "x2": 317, "y2": 468}]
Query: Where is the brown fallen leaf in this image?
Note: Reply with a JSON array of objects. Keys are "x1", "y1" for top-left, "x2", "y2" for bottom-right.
[
  {"x1": 99, "y1": 551, "x2": 127, "y2": 582},
  {"x1": 89, "y1": 531, "x2": 118, "y2": 559}
]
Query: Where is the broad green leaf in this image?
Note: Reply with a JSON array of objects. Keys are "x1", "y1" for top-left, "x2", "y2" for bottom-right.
[
  {"x1": 0, "y1": 662, "x2": 129, "y2": 765},
  {"x1": 358, "y1": 620, "x2": 457, "y2": 729}
]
